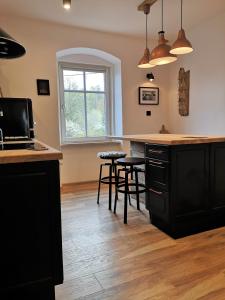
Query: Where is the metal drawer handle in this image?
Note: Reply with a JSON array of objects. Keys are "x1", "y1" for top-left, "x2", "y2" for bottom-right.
[
  {"x1": 149, "y1": 188, "x2": 163, "y2": 196},
  {"x1": 148, "y1": 149, "x2": 164, "y2": 154},
  {"x1": 148, "y1": 160, "x2": 163, "y2": 165}
]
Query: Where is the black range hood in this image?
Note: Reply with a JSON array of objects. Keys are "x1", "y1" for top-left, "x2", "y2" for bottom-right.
[{"x1": 0, "y1": 28, "x2": 26, "y2": 59}]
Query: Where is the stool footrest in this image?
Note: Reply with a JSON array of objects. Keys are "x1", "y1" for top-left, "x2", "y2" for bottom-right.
[
  {"x1": 101, "y1": 176, "x2": 125, "y2": 185},
  {"x1": 117, "y1": 183, "x2": 146, "y2": 194}
]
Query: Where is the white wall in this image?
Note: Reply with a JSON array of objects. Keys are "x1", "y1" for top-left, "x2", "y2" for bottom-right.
[
  {"x1": 168, "y1": 11, "x2": 225, "y2": 135},
  {"x1": 0, "y1": 15, "x2": 170, "y2": 184}
]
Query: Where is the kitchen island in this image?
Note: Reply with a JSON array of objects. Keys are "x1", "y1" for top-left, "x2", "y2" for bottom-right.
[
  {"x1": 0, "y1": 141, "x2": 63, "y2": 300},
  {"x1": 114, "y1": 134, "x2": 225, "y2": 238}
]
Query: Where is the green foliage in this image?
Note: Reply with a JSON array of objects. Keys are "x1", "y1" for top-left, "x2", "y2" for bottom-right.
[
  {"x1": 63, "y1": 71, "x2": 106, "y2": 139},
  {"x1": 64, "y1": 92, "x2": 106, "y2": 138}
]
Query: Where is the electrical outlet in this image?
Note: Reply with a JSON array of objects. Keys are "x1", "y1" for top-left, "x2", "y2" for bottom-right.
[{"x1": 146, "y1": 111, "x2": 151, "y2": 116}]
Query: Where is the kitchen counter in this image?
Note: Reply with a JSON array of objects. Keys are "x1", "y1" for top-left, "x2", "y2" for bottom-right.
[
  {"x1": 0, "y1": 140, "x2": 62, "y2": 164},
  {"x1": 112, "y1": 134, "x2": 225, "y2": 238},
  {"x1": 113, "y1": 134, "x2": 225, "y2": 145},
  {"x1": 1, "y1": 139, "x2": 63, "y2": 298}
]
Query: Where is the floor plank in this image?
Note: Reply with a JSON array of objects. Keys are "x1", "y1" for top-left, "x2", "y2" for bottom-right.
[{"x1": 56, "y1": 183, "x2": 225, "y2": 300}]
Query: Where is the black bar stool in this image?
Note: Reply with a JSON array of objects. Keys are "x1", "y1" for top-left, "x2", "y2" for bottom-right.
[
  {"x1": 97, "y1": 151, "x2": 127, "y2": 210},
  {"x1": 114, "y1": 157, "x2": 146, "y2": 224}
]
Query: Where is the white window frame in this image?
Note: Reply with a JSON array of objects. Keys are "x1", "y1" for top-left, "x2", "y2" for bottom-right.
[{"x1": 58, "y1": 62, "x2": 112, "y2": 144}]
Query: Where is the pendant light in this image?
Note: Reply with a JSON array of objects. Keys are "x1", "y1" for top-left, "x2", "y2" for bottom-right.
[
  {"x1": 138, "y1": 4, "x2": 156, "y2": 69},
  {"x1": 170, "y1": 0, "x2": 193, "y2": 55},
  {"x1": 150, "y1": 0, "x2": 177, "y2": 66},
  {"x1": 0, "y1": 28, "x2": 26, "y2": 59},
  {"x1": 63, "y1": 0, "x2": 71, "y2": 10}
]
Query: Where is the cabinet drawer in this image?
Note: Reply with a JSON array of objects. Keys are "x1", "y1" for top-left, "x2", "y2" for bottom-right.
[
  {"x1": 145, "y1": 144, "x2": 169, "y2": 161},
  {"x1": 146, "y1": 158, "x2": 169, "y2": 190},
  {"x1": 146, "y1": 188, "x2": 169, "y2": 222}
]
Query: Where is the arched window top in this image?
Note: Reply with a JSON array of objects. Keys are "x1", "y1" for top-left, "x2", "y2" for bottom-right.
[{"x1": 56, "y1": 47, "x2": 121, "y2": 65}]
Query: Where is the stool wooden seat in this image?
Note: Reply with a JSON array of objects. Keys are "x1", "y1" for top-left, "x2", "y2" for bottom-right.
[
  {"x1": 97, "y1": 151, "x2": 127, "y2": 210},
  {"x1": 114, "y1": 157, "x2": 146, "y2": 224}
]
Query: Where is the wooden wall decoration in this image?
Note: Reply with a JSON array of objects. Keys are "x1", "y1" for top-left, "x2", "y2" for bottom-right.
[{"x1": 178, "y1": 68, "x2": 190, "y2": 116}]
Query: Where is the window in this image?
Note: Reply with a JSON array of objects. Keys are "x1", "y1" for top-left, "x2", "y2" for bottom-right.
[{"x1": 59, "y1": 63, "x2": 111, "y2": 143}]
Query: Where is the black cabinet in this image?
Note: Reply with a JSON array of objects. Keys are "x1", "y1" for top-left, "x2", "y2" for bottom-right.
[
  {"x1": 145, "y1": 142, "x2": 225, "y2": 238},
  {"x1": 210, "y1": 143, "x2": 225, "y2": 212},
  {"x1": 0, "y1": 160, "x2": 63, "y2": 299}
]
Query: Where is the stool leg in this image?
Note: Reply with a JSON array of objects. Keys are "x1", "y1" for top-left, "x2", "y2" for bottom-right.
[
  {"x1": 97, "y1": 164, "x2": 103, "y2": 204},
  {"x1": 124, "y1": 170, "x2": 128, "y2": 224},
  {"x1": 130, "y1": 165, "x2": 134, "y2": 180},
  {"x1": 135, "y1": 169, "x2": 140, "y2": 211},
  {"x1": 124, "y1": 167, "x2": 131, "y2": 205},
  {"x1": 114, "y1": 164, "x2": 118, "y2": 201},
  {"x1": 114, "y1": 167, "x2": 119, "y2": 214},
  {"x1": 128, "y1": 188, "x2": 131, "y2": 206},
  {"x1": 109, "y1": 164, "x2": 112, "y2": 210}
]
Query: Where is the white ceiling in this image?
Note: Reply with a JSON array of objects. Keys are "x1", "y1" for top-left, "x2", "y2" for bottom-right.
[{"x1": 1, "y1": 0, "x2": 225, "y2": 39}]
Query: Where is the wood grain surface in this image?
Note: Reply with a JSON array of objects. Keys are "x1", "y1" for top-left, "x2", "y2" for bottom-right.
[
  {"x1": 112, "y1": 134, "x2": 225, "y2": 145},
  {"x1": 0, "y1": 140, "x2": 62, "y2": 164},
  {"x1": 138, "y1": 0, "x2": 158, "y2": 11},
  {"x1": 56, "y1": 182, "x2": 225, "y2": 299}
]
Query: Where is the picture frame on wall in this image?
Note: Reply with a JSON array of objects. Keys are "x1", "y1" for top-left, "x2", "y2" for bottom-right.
[
  {"x1": 37, "y1": 79, "x2": 50, "y2": 96},
  {"x1": 139, "y1": 87, "x2": 159, "y2": 105}
]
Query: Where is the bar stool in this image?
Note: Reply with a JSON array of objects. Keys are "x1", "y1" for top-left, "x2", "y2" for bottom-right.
[
  {"x1": 97, "y1": 151, "x2": 127, "y2": 210},
  {"x1": 114, "y1": 157, "x2": 146, "y2": 224}
]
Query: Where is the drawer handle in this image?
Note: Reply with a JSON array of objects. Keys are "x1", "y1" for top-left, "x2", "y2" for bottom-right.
[
  {"x1": 148, "y1": 149, "x2": 164, "y2": 154},
  {"x1": 148, "y1": 160, "x2": 163, "y2": 165},
  {"x1": 149, "y1": 188, "x2": 163, "y2": 196}
]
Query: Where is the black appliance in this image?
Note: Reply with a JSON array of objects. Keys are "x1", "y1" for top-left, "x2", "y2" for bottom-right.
[{"x1": 0, "y1": 98, "x2": 34, "y2": 141}]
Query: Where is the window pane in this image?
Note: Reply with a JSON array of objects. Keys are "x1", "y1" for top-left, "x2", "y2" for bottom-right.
[
  {"x1": 63, "y1": 70, "x2": 84, "y2": 91},
  {"x1": 86, "y1": 93, "x2": 106, "y2": 137},
  {"x1": 64, "y1": 92, "x2": 86, "y2": 138},
  {"x1": 86, "y1": 72, "x2": 105, "y2": 92}
]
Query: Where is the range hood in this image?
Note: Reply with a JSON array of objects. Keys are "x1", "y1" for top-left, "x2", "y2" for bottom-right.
[{"x1": 0, "y1": 28, "x2": 26, "y2": 59}]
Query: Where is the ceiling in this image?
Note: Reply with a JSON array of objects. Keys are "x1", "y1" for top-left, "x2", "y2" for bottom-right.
[{"x1": 1, "y1": 0, "x2": 225, "y2": 39}]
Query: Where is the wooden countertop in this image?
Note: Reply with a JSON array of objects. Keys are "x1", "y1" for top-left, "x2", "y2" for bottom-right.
[
  {"x1": 0, "y1": 140, "x2": 63, "y2": 164},
  {"x1": 112, "y1": 134, "x2": 225, "y2": 145}
]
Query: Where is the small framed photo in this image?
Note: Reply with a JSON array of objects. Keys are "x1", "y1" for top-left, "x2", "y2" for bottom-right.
[
  {"x1": 139, "y1": 87, "x2": 159, "y2": 105},
  {"x1": 37, "y1": 79, "x2": 50, "y2": 96}
]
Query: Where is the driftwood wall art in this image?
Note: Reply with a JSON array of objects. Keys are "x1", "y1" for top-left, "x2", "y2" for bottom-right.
[{"x1": 178, "y1": 67, "x2": 190, "y2": 116}]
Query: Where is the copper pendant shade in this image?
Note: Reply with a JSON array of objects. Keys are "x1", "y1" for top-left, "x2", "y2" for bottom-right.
[
  {"x1": 0, "y1": 28, "x2": 26, "y2": 59},
  {"x1": 170, "y1": 0, "x2": 193, "y2": 55},
  {"x1": 138, "y1": 4, "x2": 156, "y2": 69},
  {"x1": 150, "y1": 0, "x2": 177, "y2": 66},
  {"x1": 150, "y1": 31, "x2": 177, "y2": 66},
  {"x1": 138, "y1": 47, "x2": 155, "y2": 69},
  {"x1": 170, "y1": 29, "x2": 193, "y2": 54}
]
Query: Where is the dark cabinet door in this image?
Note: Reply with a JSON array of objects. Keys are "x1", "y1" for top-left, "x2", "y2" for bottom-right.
[
  {"x1": 171, "y1": 144, "x2": 210, "y2": 219},
  {"x1": 210, "y1": 142, "x2": 225, "y2": 211},
  {"x1": 145, "y1": 158, "x2": 170, "y2": 221},
  {"x1": 146, "y1": 188, "x2": 169, "y2": 222},
  {"x1": 0, "y1": 161, "x2": 63, "y2": 294},
  {"x1": 146, "y1": 158, "x2": 169, "y2": 190}
]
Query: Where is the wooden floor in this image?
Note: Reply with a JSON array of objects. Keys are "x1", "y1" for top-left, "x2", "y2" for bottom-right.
[{"x1": 56, "y1": 182, "x2": 225, "y2": 300}]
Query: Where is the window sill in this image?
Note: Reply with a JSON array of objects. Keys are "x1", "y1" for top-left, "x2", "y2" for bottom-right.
[{"x1": 60, "y1": 139, "x2": 122, "y2": 146}]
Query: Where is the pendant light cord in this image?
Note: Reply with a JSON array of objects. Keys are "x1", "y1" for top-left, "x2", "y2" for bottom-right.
[
  {"x1": 146, "y1": 12, "x2": 148, "y2": 48},
  {"x1": 161, "y1": 0, "x2": 164, "y2": 31},
  {"x1": 181, "y1": 0, "x2": 183, "y2": 29}
]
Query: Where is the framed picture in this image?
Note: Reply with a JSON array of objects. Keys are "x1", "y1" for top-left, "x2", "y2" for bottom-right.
[
  {"x1": 139, "y1": 87, "x2": 159, "y2": 105},
  {"x1": 37, "y1": 79, "x2": 50, "y2": 96}
]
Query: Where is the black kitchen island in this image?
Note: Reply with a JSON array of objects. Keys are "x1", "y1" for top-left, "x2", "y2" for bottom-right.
[
  {"x1": 115, "y1": 134, "x2": 225, "y2": 238},
  {"x1": 0, "y1": 141, "x2": 63, "y2": 299}
]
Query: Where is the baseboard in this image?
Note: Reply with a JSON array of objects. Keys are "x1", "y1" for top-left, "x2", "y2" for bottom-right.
[{"x1": 61, "y1": 180, "x2": 99, "y2": 194}]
